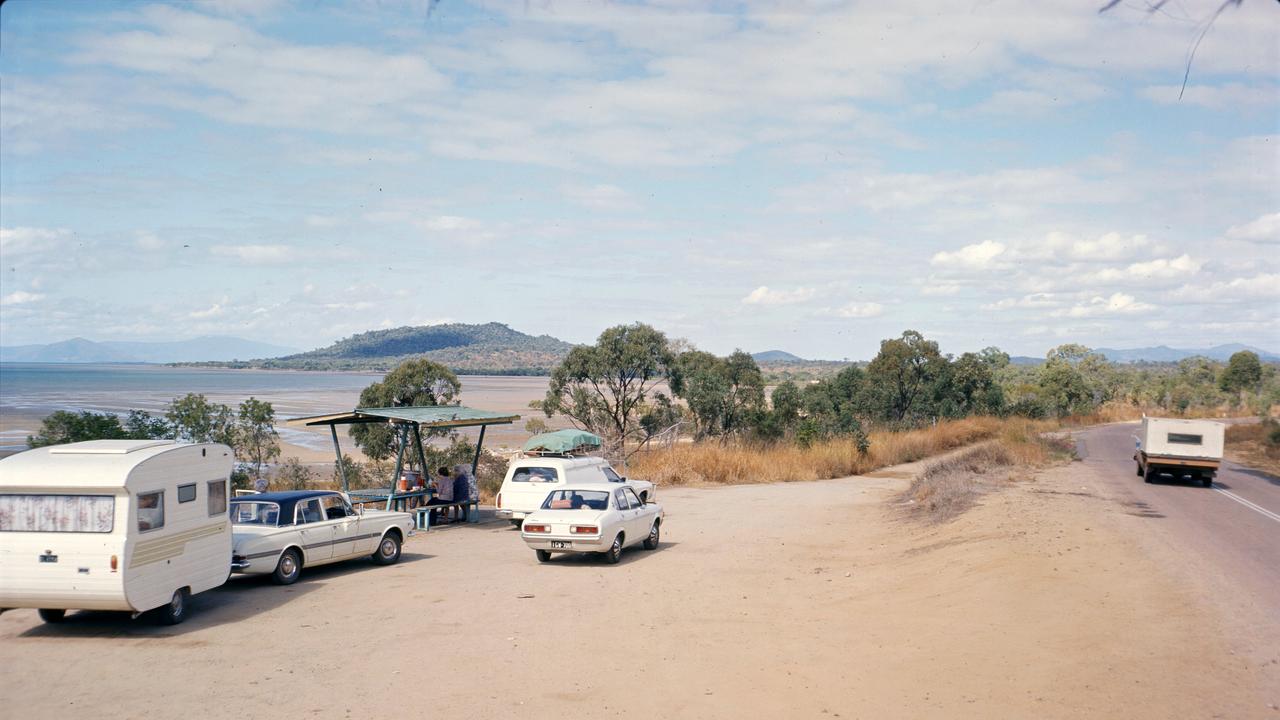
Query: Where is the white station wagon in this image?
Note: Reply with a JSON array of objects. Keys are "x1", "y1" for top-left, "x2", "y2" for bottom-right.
[
  {"x1": 520, "y1": 483, "x2": 663, "y2": 564},
  {"x1": 496, "y1": 456, "x2": 655, "y2": 528},
  {"x1": 229, "y1": 490, "x2": 414, "y2": 585}
]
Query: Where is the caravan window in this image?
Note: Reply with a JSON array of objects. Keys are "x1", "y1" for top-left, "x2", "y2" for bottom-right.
[
  {"x1": 0, "y1": 494, "x2": 115, "y2": 533},
  {"x1": 137, "y1": 491, "x2": 165, "y2": 532},
  {"x1": 1167, "y1": 433, "x2": 1203, "y2": 445},
  {"x1": 207, "y1": 480, "x2": 227, "y2": 516},
  {"x1": 178, "y1": 483, "x2": 197, "y2": 503}
]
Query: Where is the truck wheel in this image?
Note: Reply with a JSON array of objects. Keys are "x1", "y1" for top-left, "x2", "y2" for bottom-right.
[
  {"x1": 272, "y1": 549, "x2": 302, "y2": 585},
  {"x1": 1135, "y1": 462, "x2": 1143, "y2": 477},
  {"x1": 1202, "y1": 476, "x2": 1214, "y2": 488},
  {"x1": 1143, "y1": 469, "x2": 1155, "y2": 484},
  {"x1": 37, "y1": 608, "x2": 66, "y2": 624},
  {"x1": 510, "y1": 519, "x2": 523, "y2": 529},
  {"x1": 157, "y1": 588, "x2": 189, "y2": 625}
]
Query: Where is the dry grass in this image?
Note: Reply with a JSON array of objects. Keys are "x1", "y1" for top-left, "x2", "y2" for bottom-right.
[
  {"x1": 898, "y1": 427, "x2": 1077, "y2": 524},
  {"x1": 1225, "y1": 421, "x2": 1280, "y2": 478},
  {"x1": 628, "y1": 416, "x2": 1057, "y2": 487}
]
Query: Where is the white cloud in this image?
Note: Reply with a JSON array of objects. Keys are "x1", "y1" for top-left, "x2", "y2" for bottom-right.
[
  {"x1": 1203, "y1": 273, "x2": 1280, "y2": 300},
  {"x1": 210, "y1": 244, "x2": 295, "y2": 264},
  {"x1": 135, "y1": 232, "x2": 166, "y2": 251},
  {"x1": 818, "y1": 301, "x2": 885, "y2": 319},
  {"x1": 981, "y1": 293, "x2": 1059, "y2": 311},
  {"x1": 1085, "y1": 254, "x2": 1203, "y2": 284},
  {"x1": 562, "y1": 184, "x2": 638, "y2": 211},
  {"x1": 742, "y1": 286, "x2": 816, "y2": 305},
  {"x1": 188, "y1": 303, "x2": 226, "y2": 319},
  {"x1": 1055, "y1": 292, "x2": 1155, "y2": 318},
  {"x1": 1141, "y1": 82, "x2": 1278, "y2": 110},
  {"x1": 931, "y1": 240, "x2": 1006, "y2": 270},
  {"x1": 1225, "y1": 213, "x2": 1279, "y2": 244},
  {"x1": 0, "y1": 290, "x2": 44, "y2": 306},
  {"x1": 420, "y1": 215, "x2": 481, "y2": 232},
  {"x1": 1028, "y1": 231, "x2": 1156, "y2": 262},
  {"x1": 0, "y1": 227, "x2": 71, "y2": 255}
]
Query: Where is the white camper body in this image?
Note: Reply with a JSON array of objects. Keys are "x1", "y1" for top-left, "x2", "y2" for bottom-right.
[
  {"x1": 1134, "y1": 417, "x2": 1225, "y2": 487},
  {"x1": 0, "y1": 440, "x2": 233, "y2": 623}
]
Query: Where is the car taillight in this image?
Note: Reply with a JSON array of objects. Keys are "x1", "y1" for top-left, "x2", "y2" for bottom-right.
[
  {"x1": 523, "y1": 524, "x2": 550, "y2": 533},
  {"x1": 571, "y1": 525, "x2": 598, "y2": 535},
  {"x1": 110, "y1": 555, "x2": 118, "y2": 572},
  {"x1": 496, "y1": 493, "x2": 502, "y2": 508}
]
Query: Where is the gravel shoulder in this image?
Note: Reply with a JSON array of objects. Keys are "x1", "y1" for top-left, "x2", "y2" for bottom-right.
[{"x1": 1, "y1": 444, "x2": 1274, "y2": 719}]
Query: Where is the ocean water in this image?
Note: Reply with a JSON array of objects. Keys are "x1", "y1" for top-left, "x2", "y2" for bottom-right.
[{"x1": 0, "y1": 363, "x2": 548, "y2": 453}]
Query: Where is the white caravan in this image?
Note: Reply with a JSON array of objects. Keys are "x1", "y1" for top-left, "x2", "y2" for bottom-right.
[{"x1": 0, "y1": 440, "x2": 234, "y2": 624}]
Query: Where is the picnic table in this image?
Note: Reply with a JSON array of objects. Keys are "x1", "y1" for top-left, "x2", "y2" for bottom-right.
[{"x1": 347, "y1": 488, "x2": 480, "y2": 530}]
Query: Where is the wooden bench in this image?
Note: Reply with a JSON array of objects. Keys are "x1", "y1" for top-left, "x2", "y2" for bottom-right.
[{"x1": 414, "y1": 500, "x2": 480, "y2": 530}]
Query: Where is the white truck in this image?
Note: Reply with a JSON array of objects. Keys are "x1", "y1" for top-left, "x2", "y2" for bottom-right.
[
  {"x1": 0, "y1": 440, "x2": 234, "y2": 624},
  {"x1": 1134, "y1": 417, "x2": 1225, "y2": 487}
]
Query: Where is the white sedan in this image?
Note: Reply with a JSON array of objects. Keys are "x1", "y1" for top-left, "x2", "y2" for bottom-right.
[
  {"x1": 229, "y1": 490, "x2": 414, "y2": 584},
  {"x1": 520, "y1": 482, "x2": 663, "y2": 564}
]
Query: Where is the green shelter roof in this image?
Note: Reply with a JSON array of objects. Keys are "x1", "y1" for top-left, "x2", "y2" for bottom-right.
[{"x1": 287, "y1": 406, "x2": 520, "y2": 428}]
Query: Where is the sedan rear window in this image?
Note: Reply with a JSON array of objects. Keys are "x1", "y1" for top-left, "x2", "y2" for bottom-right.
[
  {"x1": 512, "y1": 467, "x2": 559, "y2": 483},
  {"x1": 541, "y1": 490, "x2": 609, "y2": 511},
  {"x1": 231, "y1": 501, "x2": 281, "y2": 526}
]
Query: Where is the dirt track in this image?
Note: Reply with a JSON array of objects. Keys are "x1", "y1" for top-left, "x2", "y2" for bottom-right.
[{"x1": 1, "y1": 437, "x2": 1276, "y2": 719}]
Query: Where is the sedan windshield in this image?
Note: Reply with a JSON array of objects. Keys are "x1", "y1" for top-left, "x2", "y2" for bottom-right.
[
  {"x1": 230, "y1": 501, "x2": 282, "y2": 526},
  {"x1": 541, "y1": 490, "x2": 609, "y2": 511}
]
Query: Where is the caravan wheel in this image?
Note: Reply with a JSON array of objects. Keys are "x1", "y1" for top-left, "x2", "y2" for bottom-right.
[
  {"x1": 157, "y1": 588, "x2": 189, "y2": 625},
  {"x1": 38, "y1": 608, "x2": 66, "y2": 624}
]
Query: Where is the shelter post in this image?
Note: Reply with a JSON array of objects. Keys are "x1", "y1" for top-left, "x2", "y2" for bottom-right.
[
  {"x1": 409, "y1": 425, "x2": 430, "y2": 481},
  {"x1": 387, "y1": 424, "x2": 408, "y2": 512},
  {"x1": 471, "y1": 424, "x2": 486, "y2": 475},
  {"x1": 330, "y1": 425, "x2": 348, "y2": 493}
]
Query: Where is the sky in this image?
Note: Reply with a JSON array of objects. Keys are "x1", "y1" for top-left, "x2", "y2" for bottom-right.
[{"x1": 0, "y1": 0, "x2": 1277, "y2": 361}]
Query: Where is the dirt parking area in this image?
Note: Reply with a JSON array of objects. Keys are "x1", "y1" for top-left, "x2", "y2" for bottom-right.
[{"x1": 1, "y1": 455, "x2": 1274, "y2": 719}]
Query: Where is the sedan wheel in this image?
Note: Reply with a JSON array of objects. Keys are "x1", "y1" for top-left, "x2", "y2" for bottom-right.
[
  {"x1": 272, "y1": 549, "x2": 302, "y2": 585},
  {"x1": 643, "y1": 522, "x2": 660, "y2": 550},
  {"x1": 372, "y1": 533, "x2": 402, "y2": 566},
  {"x1": 604, "y1": 534, "x2": 623, "y2": 564},
  {"x1": 535, "y1": 549, "x2": 552, "y2": 563}
]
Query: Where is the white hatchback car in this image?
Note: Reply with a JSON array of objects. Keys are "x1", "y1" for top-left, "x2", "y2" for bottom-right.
[
  {"x1": 496, "y1": 456, "x2": 655, "y2": 528},
  {"x1": 520, "y1": 483, "x2": 663, "y2": 564},
  {"x1": 229, "y1": 490, "x2": 414, "y2": 585}
]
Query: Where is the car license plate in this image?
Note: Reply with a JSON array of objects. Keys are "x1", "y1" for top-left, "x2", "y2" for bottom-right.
[{"x1": 550, "y1": 541, "x2": 569, "y2": 549}]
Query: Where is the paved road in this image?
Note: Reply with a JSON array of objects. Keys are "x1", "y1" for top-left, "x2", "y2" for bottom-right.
[{"x1": 1076, "y1": 422, "x2": 1280, "y2": 649}]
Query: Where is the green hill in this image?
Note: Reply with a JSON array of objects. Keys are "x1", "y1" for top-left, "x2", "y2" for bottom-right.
[{"x1": 191, "y1": 322, "x2": 576, "y2": 374}]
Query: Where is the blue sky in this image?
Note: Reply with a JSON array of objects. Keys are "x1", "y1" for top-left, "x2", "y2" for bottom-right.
[{"x1": 1, "y1": 0, "x2": 1276, "y2": 360}]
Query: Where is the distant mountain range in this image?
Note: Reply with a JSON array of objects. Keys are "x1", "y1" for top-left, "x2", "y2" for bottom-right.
[
  {"x1": 248, "y1": 322, "x2": 575, "y2": 374},
  {"x1": 0, "y1": 336, "x2": 300, "y2": 364},
  {"x1": 1094, "y1": 343, "x2": 1279, "y2": 363}
]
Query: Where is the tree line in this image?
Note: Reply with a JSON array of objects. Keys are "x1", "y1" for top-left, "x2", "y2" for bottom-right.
[
  {"x1": 532, "y1": 323, "x2": 1279, "y2": 458},
  {"x1": 28, "y1": 394, "x2": 282, "y2": 489}
]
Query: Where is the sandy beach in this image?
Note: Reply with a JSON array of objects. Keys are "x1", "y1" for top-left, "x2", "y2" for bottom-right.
[
  {"x1": 2, "y1": 446, "x2": 1273, "y2": 719},
  {"x1": 0, "y1": 368, "x2": 563, "y2": 463}
]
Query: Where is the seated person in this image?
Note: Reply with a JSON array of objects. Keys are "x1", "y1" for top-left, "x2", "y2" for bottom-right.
[
  {"x1": 452, "y1": 468, "x2": 471, "y2": 521},
  {"x1": 424, "y1": 466, "x2": 454, "y2": 523}
]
